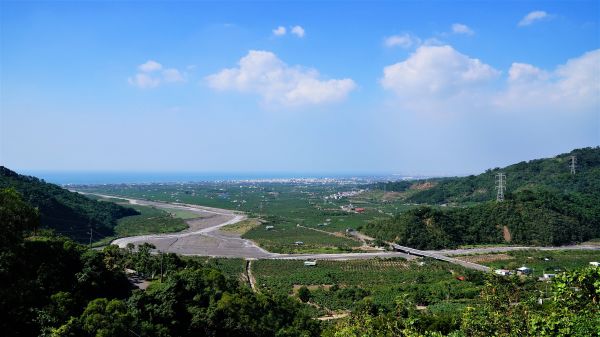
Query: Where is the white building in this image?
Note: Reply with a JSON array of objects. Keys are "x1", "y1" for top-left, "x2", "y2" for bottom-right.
[
  {"x1": 495, "y1": 269, "x2": 511, "y2": 276},
  {"x1": 516, "y1": 266, "x2": 532, "y2": 275}
]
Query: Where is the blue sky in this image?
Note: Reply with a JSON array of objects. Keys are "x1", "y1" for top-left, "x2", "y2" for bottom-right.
[{"x1": 1, "y1": 1, "x2": 599, "y2": 176}]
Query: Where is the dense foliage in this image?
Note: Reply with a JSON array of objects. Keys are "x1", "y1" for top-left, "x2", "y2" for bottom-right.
[
  {"x1": 325, "y1": 267, "x2": 600, "y2": 337},
  {"x1": 253, "y1": 259, "x2": 483, "y2": 312},
  {"x1": 365, "y1": 147, "x2": 600, "y2": 249},
  {"x1": 0, "y1": 189, "x2": 320, "y2": 337},
  {"x1": 363, "y1": 188, "x2": 600, "y2": 249},
  {"x1": 0, "y1": 167, "x2": 139, "y2": 242}
]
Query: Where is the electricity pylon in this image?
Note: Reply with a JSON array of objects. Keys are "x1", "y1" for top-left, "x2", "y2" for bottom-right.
[{"x1": 495, "y1": 173, "x2": 506, "y2": 202}]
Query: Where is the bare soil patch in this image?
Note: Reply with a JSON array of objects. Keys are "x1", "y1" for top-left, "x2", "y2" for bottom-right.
[
  {"x1": 503, "y1": 226, "x2": 512, "y2": 242},
  {"x1": 410, "y1": 182, "x2": 436, "y2": 191}
]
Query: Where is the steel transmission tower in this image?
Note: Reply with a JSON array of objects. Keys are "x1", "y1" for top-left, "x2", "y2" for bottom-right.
[
  {"x1": 495, "y1": 173, "x2": 506, "y2": 202},
  {"x1": 570, "y1": 155, "x2": 576, "y2": 175}
]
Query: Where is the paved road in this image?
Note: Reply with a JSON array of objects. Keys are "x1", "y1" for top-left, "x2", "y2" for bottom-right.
[
  {"x1": 429, "y1": 245, "x2": 600, "y2": 256},
  {"x1": 88, "y1": 193, "x2": 599, "y2": 269},
  {"x1": 390, "y1": 244, "x2": 491, "y2": 272}
]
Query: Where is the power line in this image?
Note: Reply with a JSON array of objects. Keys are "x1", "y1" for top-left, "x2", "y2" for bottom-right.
[{"x1": 495, "y1": 173, "x2": 506, "y2": 202}]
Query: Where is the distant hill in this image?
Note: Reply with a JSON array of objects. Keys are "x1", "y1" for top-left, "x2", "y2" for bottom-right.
[
  {"x1": 404, "y1": 147, "x2": 600, "y2": 204},
  {"x1": 0, "y1": 167, "x2": 138, "y2": 242},
  {"x1": 363, "y1": 147, "x2": 600, "y2": 249}
]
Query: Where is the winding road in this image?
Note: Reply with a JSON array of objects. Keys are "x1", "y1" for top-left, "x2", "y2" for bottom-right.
[{"x1": 91, "y1": 193, "x2": 599, "y2": 270}]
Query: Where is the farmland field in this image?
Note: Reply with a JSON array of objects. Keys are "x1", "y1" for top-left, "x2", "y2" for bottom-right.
[
  {"x1": 76, "y1": 181, "x2": 418, "y2": 252},
  {"x1": 466, "y1": 249, "x2": 600, "y2": 276},
  {"x1": 252, "y1": 258, "x2": 484, "y2": 313}
]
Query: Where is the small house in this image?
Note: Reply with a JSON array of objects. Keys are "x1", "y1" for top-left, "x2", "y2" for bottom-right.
[
  {"x1": 265, "y1": 225, "x2": 274, "y2": 230},
  {"x1": 542, "y1": 273, "x2": 556, "y2": 280},
  {"x1": 355, "y1": 208, "x2": 365, "y2": 213},
  {"x1": 304, "y1": 260, "x2": 317, "y2": 266},
  {"x1": 294, "y1": 241, "x2": 304, "y2": 246},
  {"x1": 590, "y1": 262, "x2": 599, "y2": 267},
  {"x1": 516, "y1": 266, "x2": 532, "y2": 275},
  {"x1": 495, "y1": 269, "x2": 511, "y2": 276}
]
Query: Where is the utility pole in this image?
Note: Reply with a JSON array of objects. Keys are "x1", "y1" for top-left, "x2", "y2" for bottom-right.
[
  {"x1": 88, "y1": 226, "x2": 93, "y2": 247},
  {"x1": 495, "y1": 173, "x2": 506, "y2": 202},
  {"x1": 570, "y1": 155, "x2": 576, "y2": 175}
]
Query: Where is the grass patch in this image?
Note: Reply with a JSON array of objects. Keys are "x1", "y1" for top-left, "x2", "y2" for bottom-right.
[
  {"x1": 221, "y1": 218, "x2": 261, "y2": 235},
  {"x1": 91, "y1": 204, "x2": 189, "y2": 246},
  {"x1": 243, "y1": 224, "x2": 360, "y2": 254},
  {"x1": 478, "y1": 249, "x2": 600, "y2": 276}
]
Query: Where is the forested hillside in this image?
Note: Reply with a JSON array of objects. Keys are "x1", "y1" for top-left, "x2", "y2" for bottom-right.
[
  {"x1": 403, "y1": 147, "x2": 600, "y2": 204},
  {"x1": 0, "y1": 189, "x2": 320, "y2": 337},
  {"x1": 0, "y1": 167, "x2": 138, "y2": 241},
  {"x1": 364, "y1": 147, "x2": 600, "y2": 249}
]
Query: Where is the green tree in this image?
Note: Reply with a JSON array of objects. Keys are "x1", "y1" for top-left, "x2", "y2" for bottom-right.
[
  {"x1": 297, "y1": 286, "x2": 311, "y2": 303},
  {"x1": 53, "y1": 298, "x2": 133, "y2": 337}
]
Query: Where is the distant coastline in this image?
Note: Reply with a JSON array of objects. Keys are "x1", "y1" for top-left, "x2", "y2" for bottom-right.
[{"x1": 21, "y1": 171, "x2": 423, "y2": 185}]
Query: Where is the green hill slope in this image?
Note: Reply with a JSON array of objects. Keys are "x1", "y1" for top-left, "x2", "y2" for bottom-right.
[
  {"x1": 405, "y1": 147, "x2": 600, "y2": 204},
  {"x1": 363, "y1": 147, "x2": 600, "y2": 249},
  {"x1": 0, "y1": 167, "x2": 138, "y2": 242}
]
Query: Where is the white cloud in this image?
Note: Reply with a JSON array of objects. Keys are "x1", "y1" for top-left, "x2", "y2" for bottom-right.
[
  {"x1": 273, "y1": 26, "x2": 286, "y2": 36},
  {"x1": 451, "y1": 23, "x2": 474, "y2": 35},
  {"x1": 518, "y1": 10, "x2": 550, "y2": 26},
  {"x1": 138, "y1": 60, "x2": 162, "y2": 72},
  {"x1": 508, "y1": 63, "x2": 548, "y2": 82},
  {"x1": 291, "y1": 25, "x2": 305, "y2": 38},
  {"x1": 162, "y1": 68, "x2": 185, "y2": 83},
  {"x1": 384, "y1": 33, "x2": 420, "y2": 48},
  {"x1": 381, "y1": 45, "x2": 499, "y2": 97},
  {"x1": 497, "y1": 49, "x2": 600, "y2": 112},
  {"x1": 129, "y1": 61, "x2": 185, "y2": 89},
  {"x1": 380, "y1": 45, "x2": 599, "y2": 116},
  {"x1": 128, "y1": 73, "x2": 160, "y2": 89},
  {"x1": 206, "y1": 50, "x2": 356, "y2": 106}
]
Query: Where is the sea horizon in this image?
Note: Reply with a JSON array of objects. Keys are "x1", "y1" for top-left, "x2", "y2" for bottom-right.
[{"x1": 18, "y1": 170, "x2": 431, "y2": 185}]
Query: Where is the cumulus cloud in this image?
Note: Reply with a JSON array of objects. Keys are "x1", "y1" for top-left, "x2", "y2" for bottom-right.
[
  {"x1": 128, "y1": 73, "x2": 161, "y2": 89},
  {"x1": 384, "y1": 33, "x2": 420, "y2": 48},
  {"x1": 518, "y1": 10, "x2": 550, "y2": 26},
  {"x1": 206, "y1": 50, "x2": 356, "y2": 106},
  {"x1": 138, "y1": 60, "x2": 162, "y2": 72},
  {"x1": 508, "y1": 63, "x2": 548, "y2": 82},
  {"x1": 497, "y1": 49, "x2": 600, "y2": 112},
  {"x1": 381, "y1": 45, "x2": 499, "y2": 97},
  {"x1": 273, "y1": 26, "x2": 286, "y2": 36},
  {"x1": 129, "y1": 61, "x2": 185, "y2": 88},
  {"x1": 451, "y1": 23, "x2": 474, "y2": 35},
  {"x1": 291, "y1": 25, "x2": 305, "y2": 38},
  {"x1": 162, "y1": 68, "x2": 185, "y2": 83},
  {"x1": 380, "y1": 45, "x2": 599, "y2": 116}
]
